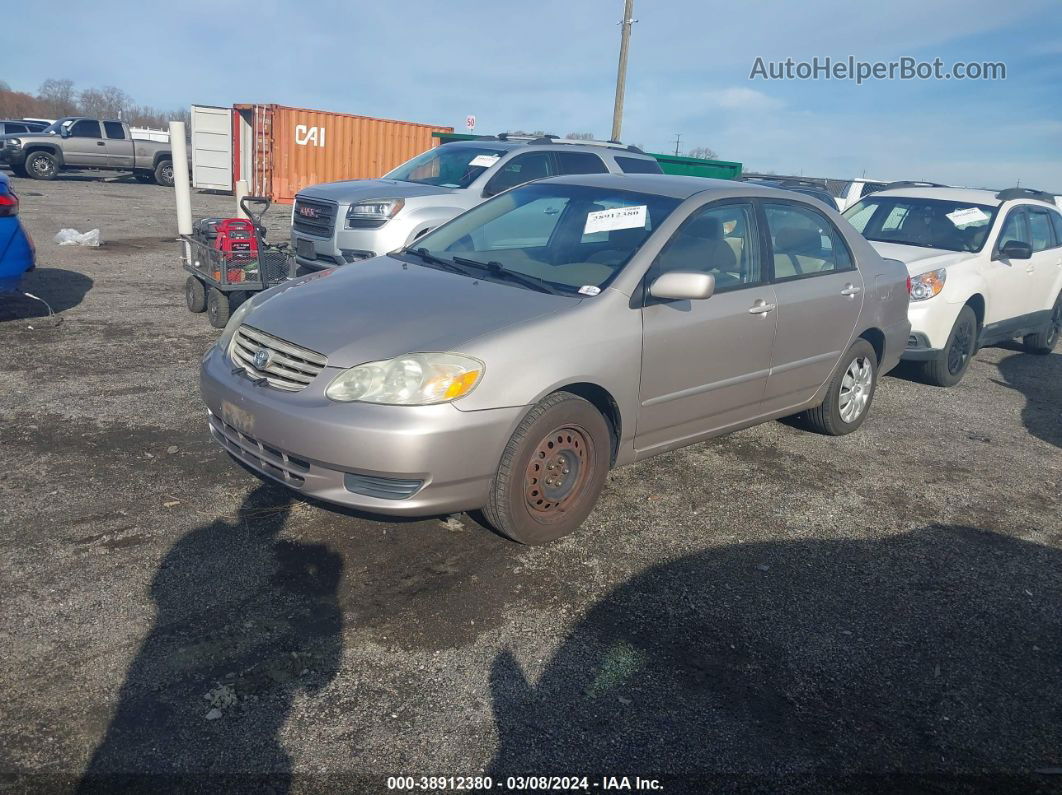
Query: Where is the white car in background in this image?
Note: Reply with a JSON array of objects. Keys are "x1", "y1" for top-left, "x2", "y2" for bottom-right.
[
  {"x1": 831, "y1": 177, "x2": 890, "y2": 211},
  {"x1": 844, "y1": 186, "x2": 1062, "y2": 386}
]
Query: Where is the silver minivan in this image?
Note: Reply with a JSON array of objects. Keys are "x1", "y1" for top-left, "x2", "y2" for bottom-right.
[{"x1": 202, "y1": 174, "x2": 910, "y2": 544}]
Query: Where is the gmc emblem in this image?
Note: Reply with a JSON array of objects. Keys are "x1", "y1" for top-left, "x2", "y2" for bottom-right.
[{"x1": 297, "y1": 205, "x2": 319, "y2": 218}]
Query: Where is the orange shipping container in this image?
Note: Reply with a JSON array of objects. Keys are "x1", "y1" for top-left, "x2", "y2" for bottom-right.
[{"x1": 234, "y1": 104, "x2": 452, "y2": 205}]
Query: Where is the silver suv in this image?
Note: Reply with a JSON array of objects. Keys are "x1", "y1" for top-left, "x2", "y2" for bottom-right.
[{"x1": 290, "y1": 135, "x2": 663, "y2": 270}]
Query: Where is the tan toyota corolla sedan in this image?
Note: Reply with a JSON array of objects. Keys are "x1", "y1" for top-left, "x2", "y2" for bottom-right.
[{"x1": 201, "y1": 174, "x2": 910, "y2": 544}]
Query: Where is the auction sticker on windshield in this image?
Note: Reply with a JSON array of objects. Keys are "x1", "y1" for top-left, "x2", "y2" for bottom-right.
[
  {"x1": 584, "y1": 205, "x2": 647, "y2": 235},
  {"x1": 946, "y1": 206, "x2": 989, "y2": 227},
  {"x1": 469, "y1": 154, "x2": 501, "y2": 168}
]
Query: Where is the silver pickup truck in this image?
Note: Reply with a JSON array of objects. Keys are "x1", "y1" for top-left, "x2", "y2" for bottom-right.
[{"x1": 0, "y1": 117, "x2": 176, "y2": 186}]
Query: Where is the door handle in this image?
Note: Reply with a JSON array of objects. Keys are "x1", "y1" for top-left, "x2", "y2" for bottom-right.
[
  {"x1": 748, "y1": 301, "x2": 776, "y2": 315},
  {"x1": 96, "y1": 141, "x2": 105, "y2": 146},
  {"x1": 840, "y1": 285, "x2": 862, "y2": 296}
]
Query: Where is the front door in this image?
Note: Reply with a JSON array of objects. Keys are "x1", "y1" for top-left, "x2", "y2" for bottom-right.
[
  {"x1": 985, "y1": 208, "x2": 1035, "y2": 325},
  {"x1": 62, "y1": 119, "x2": 108, "y2": 167},
  {"x1": 760, "y1": 201, "x2": 864, "y2": 411},
  {"x1": 637, "y1": 200, "x2": 778, "y2": 453}
]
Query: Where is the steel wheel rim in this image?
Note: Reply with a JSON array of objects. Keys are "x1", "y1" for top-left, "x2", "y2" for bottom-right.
[
  {"x1": 524, "y1": 424, "x2": 592, "y2": 522},
  {"x1": 31, "y1": 155, "x2": 52, "y2": 177},
  {"x1": 839, "y1": 356, "x2": 873, "y2": 423},
  {"x1": 948, "y1": 319, "x2": 975, "y2": 375},
  {"x1": 161, "y1": 164, "x2": 173, "y2": 182}
]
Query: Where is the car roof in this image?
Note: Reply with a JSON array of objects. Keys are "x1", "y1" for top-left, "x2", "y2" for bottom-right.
[
  {"x1": 869, "y1": 186, "x2": 1061, "y2": 210},
  {"x1": 441, "y1": 139, "x2": 657, "y2": 160},
  {"x1": 539, "y1": 172, "x2": 824, "y2": 202}
]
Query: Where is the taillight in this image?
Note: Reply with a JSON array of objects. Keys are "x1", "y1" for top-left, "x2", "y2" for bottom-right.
[
  {"x1": 906, "y1": 276, "x2": 912, "y2": 295},
  {"x1": 0, "y1": 192, "x2": 17, "y2": 217}
]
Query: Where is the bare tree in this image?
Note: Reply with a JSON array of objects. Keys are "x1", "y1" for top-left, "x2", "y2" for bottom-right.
[
  {"x1": 565, "y1": 131, "x2": 595, "y2": 140},
  {"x1": 686, "y1": 145, "x2": 718, "y2": 160},
  {"x1": 0, "y1": 88, "x2": 44, "y2": 119},
  {"x1": 37, "y1": 78, "x2": 78, "y2": 117},
  {"x1": 79, "y1": 85, "x2": 131, "y2": 119}
]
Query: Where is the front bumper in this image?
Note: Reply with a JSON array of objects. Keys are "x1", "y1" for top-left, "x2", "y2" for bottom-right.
[
  {"x1": 900, "y1": 299, "x2": 960, "y2": 361},
  {"x1": 292, "y1": 215, "x2": 415, "y2": 271},
  {"x1": 199, "y1": 346, "x2": 525, "y2": 515}
]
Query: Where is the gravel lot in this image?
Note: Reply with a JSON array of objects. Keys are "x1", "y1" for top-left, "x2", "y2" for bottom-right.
[{"x1": 1, "y1": 173, "x2": 1060, "y2": 793}]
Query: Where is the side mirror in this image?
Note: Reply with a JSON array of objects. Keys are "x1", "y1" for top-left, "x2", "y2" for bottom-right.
[
  {"x1": 998, "y1": 240, "x2": 1032, "y2": 261},
  {"x1": 60, "y1": 126, "x2": 71, "y2": 138},
  {"x1": 649, "y1": 271, "x2": 716, "y2": 301}
]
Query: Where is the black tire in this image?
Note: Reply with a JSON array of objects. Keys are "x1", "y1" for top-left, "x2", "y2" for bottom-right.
[
  {"x1": 1022, "y1": 293, "x2": 1061, "y2": 354},
  {"x1": 228, "y1": 290, "x2": 250, "y2": 311},
  {"x1": 919, "y1": 305, "x2": 978, "y2": 387},
  {"x1": 185, "y1": 276, "x2": 207, "y2": 313},
  {"x1": 154, "y1": 159, "x2": 175, "y2": 187},
  {"x1": 24, "y1": 151, "x2": 58, "y2": 180},
  {"x1": 206, "y1": 287, "x2": 230, "y2": 329},
  {"x1": 801, "y1": 339, "x2": 878, "y2": 436},
  {"x1": 483, "y1": 392, "x2": 611, "y2": 545}
]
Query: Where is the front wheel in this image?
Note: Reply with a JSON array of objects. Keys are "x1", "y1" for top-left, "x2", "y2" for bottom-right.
[
  {"x1": 25, "y1": 151, "x2": 58, "y2": 180},
  {"x1": 154, "y1": 159, "x2": 175, "y2": 187},
  {"x1": 483, "y1": 392, "x2": 611, "y2": 545},
  {"x1": 185, "y1": 276, "x2": 207, "y2": 313},
  {"x1": 206, "y1": 287, "x2": 230, "y2": 328},
  {"x1": 801, "y1": 339, "x2": 878, "y2": 436},
  {"x1": 920, "y1": 305, "x2": 978, "y2": 387},
  {"x1": 1022, "y1": 293, "x2": 1061, "y2": 354}
]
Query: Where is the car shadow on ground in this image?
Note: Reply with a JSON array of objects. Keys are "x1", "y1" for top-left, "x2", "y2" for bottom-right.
[
  {"x1": 995, "y1": 347, "x2": 1062, "y2": 449},
  {"x1": 0, "y1": 267, "x2": 93, "y2": 321},
  {"x1": 488, "y1": 524, "x2": 1062, "y2": 789},
  {"x1": 78, "y1": 484, "x2": 343, "y2": 793}
]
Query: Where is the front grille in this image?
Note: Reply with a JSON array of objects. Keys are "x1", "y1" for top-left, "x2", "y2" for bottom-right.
[
  {"x1": 229, "y1": 325, "x2": 327, "y2": 392},
  {"x1": 292, "y1": 197, "x2": 337, "y2": 237},
  {"x1": 209, "y1": 412, "x2": 310, "y2": 487},
  {"x1": 344, "y1": 472, "x2": 424, "y2": 500}
]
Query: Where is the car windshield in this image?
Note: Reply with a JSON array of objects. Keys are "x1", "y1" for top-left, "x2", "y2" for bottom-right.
[
  {"x1": 384, "y1": 144, "x2": 510, "y2": 189},
  {"x1": 403, "y1": 182, "x2": 682, "y2": 295},
  {"x1": 844, "y1": 196, "x2": 997, "y2": 252}
]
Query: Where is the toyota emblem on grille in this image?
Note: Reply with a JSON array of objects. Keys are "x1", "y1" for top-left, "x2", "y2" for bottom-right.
[{"x1": 252, "y1": 349, "x2": 271, "y2": 370}]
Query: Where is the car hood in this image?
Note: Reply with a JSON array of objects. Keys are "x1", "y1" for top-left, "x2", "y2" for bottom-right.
[
  {"x1": 867, "y1": 241, "x2": 977, "y2": 275},
  {"x1": 295, "y1": 179, "x2": 456, "y2": 204},
  {"x1": 244, "y1": 255, "x2": 574, "y2": 368}
]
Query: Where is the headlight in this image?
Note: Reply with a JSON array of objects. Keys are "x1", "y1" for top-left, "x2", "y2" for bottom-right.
[
  {"x1": 217, "y1": 299, "x2": 254, "y2": 354},
  {"x1": 909, "y1": 268, "x2": 946, "y2": 301},
  {"x1": 325, "y1": 353, "x2": 484, "y2": 405},
  {"x1": 346, "y1": 199, "x2": 404, "y2": 228},
  {"x1": 8, "y1": 138, "x2": 22, "y2": 149}
]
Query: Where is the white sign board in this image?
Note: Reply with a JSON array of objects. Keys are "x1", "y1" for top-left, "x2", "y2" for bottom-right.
[
  {"x1": 466, "y1": 115, "x2": 476, "y2": 131},
  {"x1": 584, "y1": 205, "x2": 648, "y2": 235}
]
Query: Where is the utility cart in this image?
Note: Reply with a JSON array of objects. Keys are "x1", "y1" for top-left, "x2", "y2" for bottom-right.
[{"x1": 181, "y1": 196, "x2": 297, "y2": 328}]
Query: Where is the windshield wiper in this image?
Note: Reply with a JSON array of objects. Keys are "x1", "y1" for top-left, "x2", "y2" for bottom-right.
[
  {"x1": 404, "y1": 247, "x2": 478, "y2": 276},
  {"x1": 451, "y1": 256, "x2": 565, "y2": 296}
]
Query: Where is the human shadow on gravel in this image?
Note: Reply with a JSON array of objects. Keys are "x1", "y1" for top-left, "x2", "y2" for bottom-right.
[
  {"x1": 488, "y1": 525, "x2": 1062, "y2": 790},
  {"x1": 79, "y1": 484, "x2": 343, "y2": 792},
  {"x1": 0, "y1": 267, "x2": 93, "y2": 320},
  {"x1": 996, "y1": 350, "x2": 1062, "y2": 449}
]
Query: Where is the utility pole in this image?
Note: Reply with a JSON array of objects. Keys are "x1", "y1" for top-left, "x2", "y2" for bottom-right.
[
  {"x1": 673, "y1": 133, "x2": 682, "y2": 156},
  {"x1": 610, "y1": 0, "x2": 636, "y2": 142}
]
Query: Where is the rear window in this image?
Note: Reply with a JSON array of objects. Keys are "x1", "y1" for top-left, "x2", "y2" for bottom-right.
[
  {"x1": 615, "y1": 156, "x2": 663, "y2": 175},
  {"x1": 104, "y1": 121, "x2": 126, "y2": 140},
  {"x1": 5, "y1": 123, "x2": 28, "y2": 134}
]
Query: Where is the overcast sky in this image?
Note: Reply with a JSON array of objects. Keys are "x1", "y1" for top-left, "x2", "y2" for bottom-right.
[{"x1": 5, "y1": 0, "x2": 1061, "y2": 190}]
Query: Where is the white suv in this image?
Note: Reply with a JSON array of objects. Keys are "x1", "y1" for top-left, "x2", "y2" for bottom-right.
[{"x1": 844, "y1": 186, "x2": 1062, "y2": 386}]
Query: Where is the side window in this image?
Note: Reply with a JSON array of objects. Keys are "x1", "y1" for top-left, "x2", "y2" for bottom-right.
[
  {"x1": 997, "y1": 209, "x2": 1030, "y2": 248},
  {"x1": 103, "y1": 121, "x2": 126, "y2": 140},
  {"x1": 554, "y1": 151, "x2": 607, "y2": 175},
  {"x1": 485, "y1": 152, "x2": 555, "y2": 196},
  {"x1": 7, "y1": 123, "x2": 28, "y2": 134},
  {"x1": 1051, "y1": 212, "x2": 1062, "y2": 248},
  {"x1": 653, "y1": 202, "x2": 760, "y2": 291},
  {"x1": 1027, "y1": 210, "x2": 1056, "y2": 251},
  {"x1": 70, "y1": 119, "x2": 101, "y2": 138},
  {"x1": 615, "y1": 156, "x2": 663, "y2": 174},
  {"x1": 467, "y1": 196, "x2": 570, "y2": 251},
  {"x1": 765, "y1": 202, "x2": 853, "y2": 280}
]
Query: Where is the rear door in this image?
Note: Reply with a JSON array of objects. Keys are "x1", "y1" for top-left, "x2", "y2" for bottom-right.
[
  {"x1": 102, "y1": 121, "x2": 134, "y2": 168},
  {"x1": 637, "y1": 200, "x2": 778, "y2": 452},
  {"x1": 760, "y1": 200, "x2": 863, "y2": 412},
  {"x1": 1026, "y1": 207, "x2": 1062, "y2": 314},
  {"x1": 63, "y1": 119, "x2": 106, "y2": 167}
]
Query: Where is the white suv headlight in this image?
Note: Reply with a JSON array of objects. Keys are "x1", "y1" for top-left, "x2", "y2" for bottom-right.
[
  {"x1": 346, "y1": 199, "x2": 404, "y2": 227},
  {"x1": 909, "y1": 268, "x2": 946, "y2": 301},
  {"x1": 325, "y1": 353, "x2": 484, "y2": 405}
]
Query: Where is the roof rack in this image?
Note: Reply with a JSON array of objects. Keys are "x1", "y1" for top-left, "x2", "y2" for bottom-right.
[
  {"x1": 742, "y1": 172, "x2": 829, "y2": 187},
  {"x1": 995, "y1": 187, "x2": 1057, "y2": 204},
  {"x1": 881, "y1": 180, "x2": 948, "y2": 191},
  {"x1": 484, "y1": 132, "x2": 645, "y2": 154}
]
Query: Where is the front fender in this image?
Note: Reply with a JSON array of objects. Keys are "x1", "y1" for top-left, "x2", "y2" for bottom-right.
[{"x1": 24, "y1": 143, "x2": 64, "y2": 167}]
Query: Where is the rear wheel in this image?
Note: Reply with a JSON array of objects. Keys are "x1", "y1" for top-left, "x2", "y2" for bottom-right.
[
  {"x1": 483, "y1": 392, "x2": 611, "y2": 545},
  {"x1": 185, "y1": 277, "x2": 207, "y2": 313},
  {"x1": 1022, "y1": 293, "x2": 1061, "y2": 354},
  {"x1": 154, "y1": 159, "x2": 175, "y2": 187},
  {"x1": 920, "y1": 305, "x2": 978, "y2": 387},
  {"x1": 206, "y1": 287, "x2": 230, "y2": 328},
  {"x1": 801, "y1": 339, "x2": 878, "y2": 436},
  {"x1": 25, "y1": 151, "x2": 58, "y2": 180}
]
